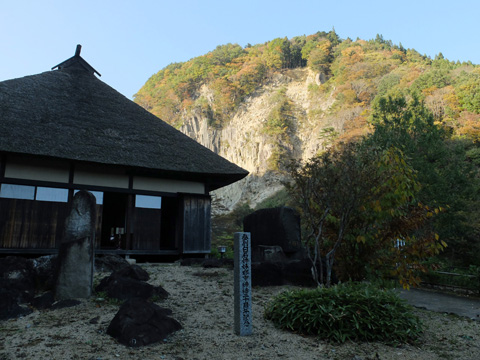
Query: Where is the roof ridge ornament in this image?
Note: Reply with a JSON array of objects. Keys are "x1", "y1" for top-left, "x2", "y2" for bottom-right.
[
  {"x1": 75, "y1": 44, "x2": 82, "y2": 57},
  {"x1": 51, "y1": 44, "x2": 101, "y2": 77}
]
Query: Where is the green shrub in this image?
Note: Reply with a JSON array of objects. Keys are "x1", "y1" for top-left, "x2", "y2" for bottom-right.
[
  {"x1": 211, "y1": 202, "x2": 253, "y2": 258},
  {"x1": 264, "y1": 282, "x2": 423, "y2": 343}
]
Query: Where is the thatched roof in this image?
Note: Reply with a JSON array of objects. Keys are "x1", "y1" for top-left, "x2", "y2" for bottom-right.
[{"x1": 0, "y1": 47, "x2": 248, "y2": 191}]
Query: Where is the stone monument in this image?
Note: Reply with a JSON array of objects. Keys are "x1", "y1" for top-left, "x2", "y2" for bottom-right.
[
  {"x1": 234, "y1": 232, "x2": 252, "y2": 336},
  {"x1": 243, "y1": 207, "x2": 302, "y2": 261},
  {"x1": 55, "y1": 190, "x2": 96, "y2": 300}
]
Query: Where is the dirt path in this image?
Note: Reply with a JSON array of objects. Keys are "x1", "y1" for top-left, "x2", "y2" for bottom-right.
[{"x1": 399, "y1": 288, "x2": 480, "y2": 321}]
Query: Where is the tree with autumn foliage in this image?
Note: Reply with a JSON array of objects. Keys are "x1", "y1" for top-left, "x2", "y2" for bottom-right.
[
  {"x1": 285, "y1": 94, "x2": 480, "y2": 287},
  {"x1": 287, "y1": 138, "x2": 446, "y2": 288},
  {"x1": 337, "y1": 144, "x2": 447, "y2": 288},
  {"x1": 286, "y1": 142, "x2": 372, "y2": 287},
  {"x1": 367, "y1": 94, "x2": 480, "y2": 264}
]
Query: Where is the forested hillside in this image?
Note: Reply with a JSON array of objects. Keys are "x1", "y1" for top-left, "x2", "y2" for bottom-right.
[
  {"x1": 134, "y1": 30, "x2": 480, "y2": 266},
  {"x1": 135, "y1": 29, "x2": 480, "y2": 139}
]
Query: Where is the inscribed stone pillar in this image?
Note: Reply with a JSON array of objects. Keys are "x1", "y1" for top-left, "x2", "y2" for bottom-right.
[
  {"x1": 234, "y1": 232, "x2": 252, "y2": 336},
  {"x1": 55, "y1": 190, "x2": 96, "y2": 300}
]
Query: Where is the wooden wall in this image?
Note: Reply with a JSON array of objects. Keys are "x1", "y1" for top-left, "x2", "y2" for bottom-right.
[
  {"x1": 0, "y1": 198, "x2": 103, "y2": 249},
  {"x1": 132, "y1": 208, "x2": 161, "y2": 250},
  {"x1": 181, "y1": 194, "x2": 211, "y2": 253},
  {"x1": 0, "y1": 191, "x2": 212, "y2": 255},
  {"x1": 0, "y1": 198, "x2": 68, "y2": 248}
]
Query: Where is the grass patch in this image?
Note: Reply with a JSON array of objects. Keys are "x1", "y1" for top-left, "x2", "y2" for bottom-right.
[{"x1": 264, "y1": 282, "x2": 423, "y2": 344}]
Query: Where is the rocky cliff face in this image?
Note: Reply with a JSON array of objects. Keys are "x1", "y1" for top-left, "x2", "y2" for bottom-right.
[{"x1": 180, "y1": 68, "x2": 335, "y2": 213}]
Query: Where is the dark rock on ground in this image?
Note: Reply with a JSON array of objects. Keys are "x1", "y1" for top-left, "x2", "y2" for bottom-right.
[
  {"x1": 0, "y1": 289, "x2": 32, "y2": 320},
  {"x1": 115, "y1": 264, "x2": 150, "y2": 281},
  {"x1": 107, "y1": 297, "x2": 182, "y2": 347},
  {"x1": 154, "y1": 285, "x2": 169, "y2": 300},
  {"x1": 96, "y1": 273, "x2": 153, "y2": 300},
  {"x1": 31, "y1": 255, "x2": 58, "y2": 292},
  {"x1": 96, "y1": 271, "x2": 168, "y2": 301},
  {"x1": 251, "y1": 262, "x2": 284, "y2": 287},
  {"x1": 95, "y1": 254, "x2": 130, "y2": 273},
  {"x1": 0, "y1": 256, "x2": 58, "y2": 318},
  {"x1": 0, "y1": 256, "x2": 36, "y2": 303},
  {"x1": 31, "y1": 291, "x2": 55, "y2": 310}
]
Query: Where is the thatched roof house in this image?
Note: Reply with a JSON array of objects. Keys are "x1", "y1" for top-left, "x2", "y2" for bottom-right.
[{"x1": 0, "y1": 45, "x2": 248, "y2": 256}]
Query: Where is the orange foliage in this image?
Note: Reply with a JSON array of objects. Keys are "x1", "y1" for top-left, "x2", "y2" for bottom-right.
[
  {"x1": 338, "y1": 114, "x2": 369, "y2": 142},
  {"x1": 400, "y1": 66, "x2": 422, "y2": 86},
  {"x1": 455, "y1": 111, "x2": 480, "y2": 141},
  {"x1": 422, "y1": 86, "x2": 438, "y2": 97},
  {"x1": 340, "y1": 46, "x2": 365, "y2": 66}
]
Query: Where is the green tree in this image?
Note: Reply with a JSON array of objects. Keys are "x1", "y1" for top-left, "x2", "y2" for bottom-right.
[
  {"x1": 367, "y1": 94, "x2": 480, "y2": 264},
  {"x1": 307, "y1": 40, "x2": 333, "y2": 73},
  {"x1": 456, "y1": 71, "x2": 480, "y2": 113},
  {"x1": 210, "y1": 43, "x2": 245, "y2": 66},
  {"x1": 264, "y1": 38, "x2": 291, "y2": 69},
  {"x1": 327, "y1": 28, "x2": 341, "y2": 46}
]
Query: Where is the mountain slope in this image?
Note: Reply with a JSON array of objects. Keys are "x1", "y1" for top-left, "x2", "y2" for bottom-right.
[{"x1": 134, "y1": 31, "x2": 480, "y2": 212}]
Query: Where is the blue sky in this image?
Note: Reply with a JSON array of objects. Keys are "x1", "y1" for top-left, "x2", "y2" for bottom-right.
[{"x1": 1, "y1": 0, "x2": 478, "y2": 99}]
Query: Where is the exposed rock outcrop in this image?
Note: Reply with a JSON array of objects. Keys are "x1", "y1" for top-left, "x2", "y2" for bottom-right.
[{"x1": 179, "y1": 68, "x2": 336, "y2": 213}]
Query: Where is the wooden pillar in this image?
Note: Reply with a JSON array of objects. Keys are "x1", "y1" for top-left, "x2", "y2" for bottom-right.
[
  {"x1": 125, "y1": 175, "x2": 134, "y2": 251},
  {"x1": 0, "y1": 153, "x2": 6, "y2": 180},
  {"x1": 125, "y1": 193, "x2": 134, "y2": 250},
  {"x1": 67, "y1": 162, "x2": 75, "y2": 204}
]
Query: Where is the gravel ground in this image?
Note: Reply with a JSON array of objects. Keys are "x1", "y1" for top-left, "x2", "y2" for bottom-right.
[{"x1": 1, "y1": 263, "x2": 479, "y2": 360}]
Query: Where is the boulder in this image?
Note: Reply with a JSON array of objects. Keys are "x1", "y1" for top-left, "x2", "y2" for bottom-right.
[
  {"x1": 0, "y1": 289, "x2": 32, "y2": 320},
  {"x1": 31, "y1": 291, "x2": 55, "y2": 310},
  {"x1": 115, "y1": 264, "x2": 150, "y2": 281},
  {"x1": 107, "y1": 298, "x2": 182, "y2": 347},
  {"x1": 153, "y1": 285, "x2": 169, "y2": 300},
  {"x1": 96, "y1": 270, "x2": 168, "y2": 301},
  {"x1": 31, "y1": 255, "x2": 57, "y2": 291},
  {"x1": 95, "y1": 254, "x2": 130, "y2": 273},
  {"x1": 0, "y1": 256, "x2": 36, "y2": 303},
  {"x1": 243, "y1": 207, "x2": 302, "y2": 261},
  {"x1": 251, "y1": 262, "x2": 283, "y2": 287}
]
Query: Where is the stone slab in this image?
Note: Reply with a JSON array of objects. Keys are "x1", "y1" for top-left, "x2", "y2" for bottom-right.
[{"x1": 234, "y1": 232, "x2": 252, "y2": 336}]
